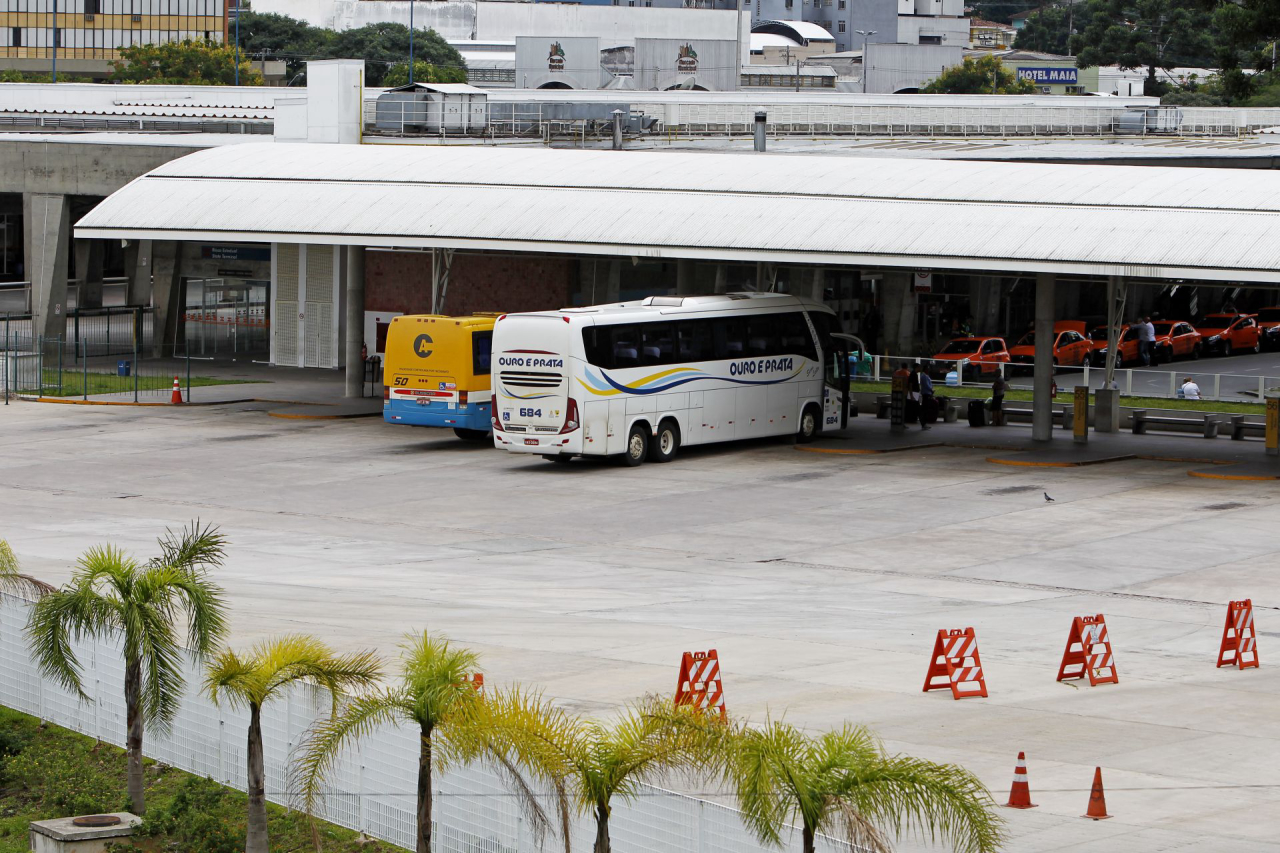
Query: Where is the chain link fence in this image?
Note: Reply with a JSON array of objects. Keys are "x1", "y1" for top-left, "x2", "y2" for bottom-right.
[{"x1": 0, "y1": 593, "x2": 855, "y2": 853}]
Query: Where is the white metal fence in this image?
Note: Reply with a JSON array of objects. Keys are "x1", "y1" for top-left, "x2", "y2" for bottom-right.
[
  {"x1": 0, "y1": 593, "x2": 847, "y2": 853},
  {"x1": 361, "y1": 97, "x2": 1280, "y2": 139}
]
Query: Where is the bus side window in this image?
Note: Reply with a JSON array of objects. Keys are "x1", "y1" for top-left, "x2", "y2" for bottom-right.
[
  {"x1": 472, "y1": 330, "x2": 492, "y2": 375},
  {"x1": 675, "y1": 319, "x2": 713, "y2": 362},
  {"x1": 638, "y1": 323, "x2": 673, "y2": 367},
  {"x1": 779, "y1": 312, "x2": 817, "y2": 360},
  {"x1": 745, "y1": 315, "x2": 780, "y2": 357},
  {"x1": 715, "y1": 317, "x2": 747, "y2": 360}
]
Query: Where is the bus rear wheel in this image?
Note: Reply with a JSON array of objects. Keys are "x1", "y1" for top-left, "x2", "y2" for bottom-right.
[
  {"x1": 649, "y1": 419, "x2": 679, "y2": 463},
  {"x1": 453, "y1": 428, "x2": 491, "y2": 442},
  {"x1": 624, "y1": 423, "x2": 649, "y2": 467},
  {"x1": 797, "y1": 405, "x2": 820, "y2": 443}
]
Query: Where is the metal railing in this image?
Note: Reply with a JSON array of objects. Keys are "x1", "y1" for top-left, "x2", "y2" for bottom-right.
[
  {"x1": 363, "y1": 98, "x2": 1280, "y2": 140},
  {"x1": 853, "y1": 351, "x2": 1280, "y2": 404},
  {"x1": 3, "y1": 330, "x2": 190, "y2": 404},
  {"x1": 0, "y1": 592, "x2": 857, "y2": 853}
]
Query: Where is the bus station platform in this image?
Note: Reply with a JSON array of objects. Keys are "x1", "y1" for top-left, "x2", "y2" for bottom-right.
[{"x1": 806, "y1": 415, "x2": 1279, "y2": 478}]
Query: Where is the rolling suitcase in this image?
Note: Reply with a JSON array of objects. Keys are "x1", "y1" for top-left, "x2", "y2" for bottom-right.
[
  {"x1": 923, "y1": 395, "x2": 939, "y2": 425},
  {"x1": 968, "y1": 399, "x2": 987, "y2": 427}
]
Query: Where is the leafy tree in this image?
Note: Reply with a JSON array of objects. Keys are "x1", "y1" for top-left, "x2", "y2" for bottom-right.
[
  {"x1": 113, "y1": 39, "x2": 264, "y2": 85},
  {"x1": 205, "y1": 636, "x2": 382, "y2": 853},
  {"x1": 1014, "y1": 5, "x2": 1075, "y2": 55},
  {"x1": 1070, "y1": 0, "x2": 1216, "y2": 87},
  {"x1": 0, "y1": 539, "x2": 54, "y2": 599},
  {"x1": 478, "y1": 694, "x2": 729, "y2": 853},
  {"x1": 26, "y1": 522, "x2": 229, "y2": 814},
  {"x1": 1214, "y1": 0, "x2": 1280, "y2": 73},
  {"x1": 922, "y1": 54, "x2": 1038, "y2": 94},
  {"x1": 728, "y1": 721, "x2": 1003, "y2": 853},
  {"x1": 329, "y1": 23, "x2": 466, "y2": 87},
  {"x1": 298, "y1": 631, "x2": 559, "y2": 853},
  {"x1": 382, "y1": 60, "x2": 469, "y2": 88},
  {"x1": 235, "y1": 11, "x2": 335, "y2": 83}
]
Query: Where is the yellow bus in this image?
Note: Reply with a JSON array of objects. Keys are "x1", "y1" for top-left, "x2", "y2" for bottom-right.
[{"x1": 382, "y1": 314, "x2": 496, "y2": 441}]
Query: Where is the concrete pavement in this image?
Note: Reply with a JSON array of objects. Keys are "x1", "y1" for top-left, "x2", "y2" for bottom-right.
[{"x1": 2, "y1": 399, "x2": 1279, "y2": 852}]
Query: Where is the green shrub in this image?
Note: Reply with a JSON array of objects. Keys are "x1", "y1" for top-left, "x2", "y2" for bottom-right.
[
  {"x1": 0, "y1": 727, "x2": 30, "y2": 760},
  {"x1": 1, "y1": 747, "x2": 118, "y2": 815},
  {"x1": 134, "y1": 776, "x2": 244, "y2": 853}
]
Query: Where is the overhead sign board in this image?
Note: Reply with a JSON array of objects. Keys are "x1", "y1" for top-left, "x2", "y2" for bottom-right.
[{"x1": 1017, "y1": 67, "x2": 1078, "y2": 85}]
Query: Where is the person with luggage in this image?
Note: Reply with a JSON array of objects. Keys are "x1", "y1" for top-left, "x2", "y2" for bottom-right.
[{"x1": 990, "y1": 374, "x2": 1007, "y2": 426}]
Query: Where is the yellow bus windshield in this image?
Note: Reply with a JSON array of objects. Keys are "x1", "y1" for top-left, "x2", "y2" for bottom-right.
[{"x1": 384, "y1": 315, "x2": 494, "y2": 393}]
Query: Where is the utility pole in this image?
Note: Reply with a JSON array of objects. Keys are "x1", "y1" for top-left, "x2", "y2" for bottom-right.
[
  {"x1": 796, "y1": 58, "x2": 801, "y2": 91},
  {"x1": 409, "y1": 0, "x2": 415, "y2": 84},
  {"x1": 234, "y1": 0, "x2": 241, "y2": 85},
  {"x1": 856, "y1": 29, "x2": 876, "y2": 93},
  {"x1": 51, "y1": 0, "x2": 57, "y2": 82}
]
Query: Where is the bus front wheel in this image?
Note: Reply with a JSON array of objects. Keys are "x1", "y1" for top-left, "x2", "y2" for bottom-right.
[
  {"x1": 454, "y1": 428, "x2": 491, "y2": 442},
  {"x1": 797, "y1": 405, "x2": 820, "y2": 443},
  {"x1": 649, "y1": 419, "x2": 680, "y2": 463},
  {"x1": 624, "y1": 423, "x2": 649, "y2": 467}
]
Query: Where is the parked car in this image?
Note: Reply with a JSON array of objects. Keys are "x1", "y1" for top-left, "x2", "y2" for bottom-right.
[
  {"x1": 1151, "y1": 321, "x2": 1203, "y2": 362},
  {"x1": 1008, "y1": 323, "x2": 1093, "y2": 371},
  {"x1": 931, "y1": 337, "x2": 1011, "y2": 378},
  {"x1": 1089, "y1": 325, "x2": 1142, "y2": 367},
  {"x1": 1194, "y1": 314, "x2": 1261, "y2": 356},
  {"x1": 1255, "y1": 307, "x2": 1280, "y2": 350}
]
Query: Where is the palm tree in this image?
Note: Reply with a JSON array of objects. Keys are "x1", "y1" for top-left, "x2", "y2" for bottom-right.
[
  {"x1": 729, "y1": 721, "x2": 1003, "y2": 853},
  {"x1": 205, "y1": 635, "x2": 382, "y2": 853},
  {"x1": 297, "y1": 631, "x2": 563, "y2": 853},
  {"x1": 26, "y1": 522, "x2": 229, "y2": 814},
  {"x1": 477, "y1": 693, "x2": 727, "y2": 853},
  {"x1": 0, "y1": 539, "x2": 55, "y2": 599}
]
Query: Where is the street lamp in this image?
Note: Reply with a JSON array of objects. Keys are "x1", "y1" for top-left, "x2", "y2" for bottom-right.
[
  {"x1": 51, "y1": 0, "x2": 58, "y2": 82},
  {"x1": 856, "y1": 29, "x2": 876, "y2": 94},
  {"x1": 409, "y1": 0, "x2": 415, "y2": 85}
]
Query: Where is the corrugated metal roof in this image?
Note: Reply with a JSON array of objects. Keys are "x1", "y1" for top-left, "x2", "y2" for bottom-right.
[{"x1": 76, "y1": 143, "x2": 1280, "y2": 282}]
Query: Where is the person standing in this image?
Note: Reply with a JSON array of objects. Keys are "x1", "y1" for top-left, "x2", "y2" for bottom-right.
[
  {"x1": 1137, "y1": 316, "x2": 1156, "y2": 366},
  {"x1": 916, "y1": 365, "x2": 935, "y2": 429},
  {"x1": 990, "y1": 373, "x2": 1007, "y2": 426}
]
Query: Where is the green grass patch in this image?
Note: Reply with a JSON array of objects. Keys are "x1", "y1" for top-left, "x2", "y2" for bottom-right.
[
  {"x1": 33, "y1": 370, "x2": 261, "y2": 398},
  {"x1": 850, "y1": 381, "x2": 1269, "y2": 414},
  {"x1": 0, "y1": 706, "x2": 397, "y2": 853}
]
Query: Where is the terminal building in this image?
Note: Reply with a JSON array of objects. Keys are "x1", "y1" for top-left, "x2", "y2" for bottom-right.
[{"x1": 3, "y1": 62, "x2": 1280, "y2": 383}]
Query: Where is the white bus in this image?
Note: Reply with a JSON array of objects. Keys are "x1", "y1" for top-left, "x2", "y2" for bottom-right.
[{"x1": 490, "y1": 293, "x2": 853, "y2": 465}]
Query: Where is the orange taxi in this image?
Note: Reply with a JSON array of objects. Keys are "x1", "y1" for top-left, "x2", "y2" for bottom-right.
[
  {"x1": 1008, "y1": 322, "x2": 1092, "y2": 371},
  {"x1": 1151, "y1": 321, "x2": 1203, "y2": 362},
  {"x1": 1088, "y1": 325, "x2": 1141, "y2": 367},
  {"x1": 1255, "y1": 307, "x2": 1280, "y2": 350},
  {"x1": 931, "y1": 336, "x2": 1011, "y2": 378},
  {"x1": 1195, "y1": 314, "x2": 1261, "y2": 356}
]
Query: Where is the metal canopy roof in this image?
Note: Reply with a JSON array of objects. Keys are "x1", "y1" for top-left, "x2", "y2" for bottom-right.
[{"x1": 76, "y1": 142, "x2": 1280, "y2": 283}]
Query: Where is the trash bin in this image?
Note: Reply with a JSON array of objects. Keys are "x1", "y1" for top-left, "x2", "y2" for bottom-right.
[
  {"x1": 967, "y1": 399, "x2": 988, "y2": 427},
  {"x1": 117, "y1": 360, "x2": 131, "y2": 377}
]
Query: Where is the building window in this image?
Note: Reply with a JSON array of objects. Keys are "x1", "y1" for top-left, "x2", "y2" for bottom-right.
[
  {"x1": 839, "y1": 0, "x2": 846, "y2": 7},
  {"x1": 85, "y1": 0, "x2": 100, "y2": 13},
  {"x1": 11, "y1": 27, "x2": 21, "y2": 47},
  {"x1": 919, "y1": 34, "x2": 941, "y2": 44},
  {"x1": 53, "y1": 28, "x2": 61, "y2": 48},
  {"x1": 838, "y1": 20, "x2": 846, "y2": 31}
]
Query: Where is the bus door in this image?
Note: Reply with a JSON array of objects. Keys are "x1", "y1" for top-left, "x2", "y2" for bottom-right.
[{"x1": 829, "y1": 333, "x2": 862, "y2": 430}]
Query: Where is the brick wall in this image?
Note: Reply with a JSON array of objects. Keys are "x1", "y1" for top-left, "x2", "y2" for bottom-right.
[{"x1": 364, "y1": 250, "x2": 575, "y2": 316}]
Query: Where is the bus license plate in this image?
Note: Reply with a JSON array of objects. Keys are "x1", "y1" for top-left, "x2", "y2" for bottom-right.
[
  {"x1": 417, "y1": 398, "x2": 429, "y2": 405},
  {"x1": 524, "y1": 439, "x2": 538, "y2": 446}
]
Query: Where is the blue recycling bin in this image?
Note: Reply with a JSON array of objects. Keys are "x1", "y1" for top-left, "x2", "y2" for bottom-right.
[{"x1": 117, "y1": 360, "x2": 131, "y2": 377}]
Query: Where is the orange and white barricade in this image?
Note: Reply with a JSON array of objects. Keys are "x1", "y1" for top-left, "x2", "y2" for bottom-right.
[
  {"x1": 675, "y1": 650, "x2": 726, "y2": 720},
  {"x1": 1057, "y1": 614, "x2": 1118, "y2": 687},
  {"x1": 463, "y1": 672, "x2": 484, "y2": 693},
  {"x1": 922, "y1": 628, "x2": 988, "y2": 699},
  {"x1": 1217, "y1": 599, "x2": 1259, "y2": 670}
]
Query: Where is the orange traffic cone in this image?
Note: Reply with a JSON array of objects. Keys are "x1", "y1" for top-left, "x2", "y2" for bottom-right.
[
  {"x1": 1082, "y1": 767, "x2": 1112, "y2": 820},
  {"x1": 1004, "y1": 751, "x2": 1037, "y2": 809},
  {"x1": 170, "y1": 376, "x2": 183, "y2": 405}
]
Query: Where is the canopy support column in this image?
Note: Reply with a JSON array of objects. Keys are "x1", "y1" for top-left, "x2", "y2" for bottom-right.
[
  {"x1": 1032, "y1": 272, "x2": 1056, "y2": 442},
  {"x1": 344, "y1": 245, "x2": 365, "y2": 398}
]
